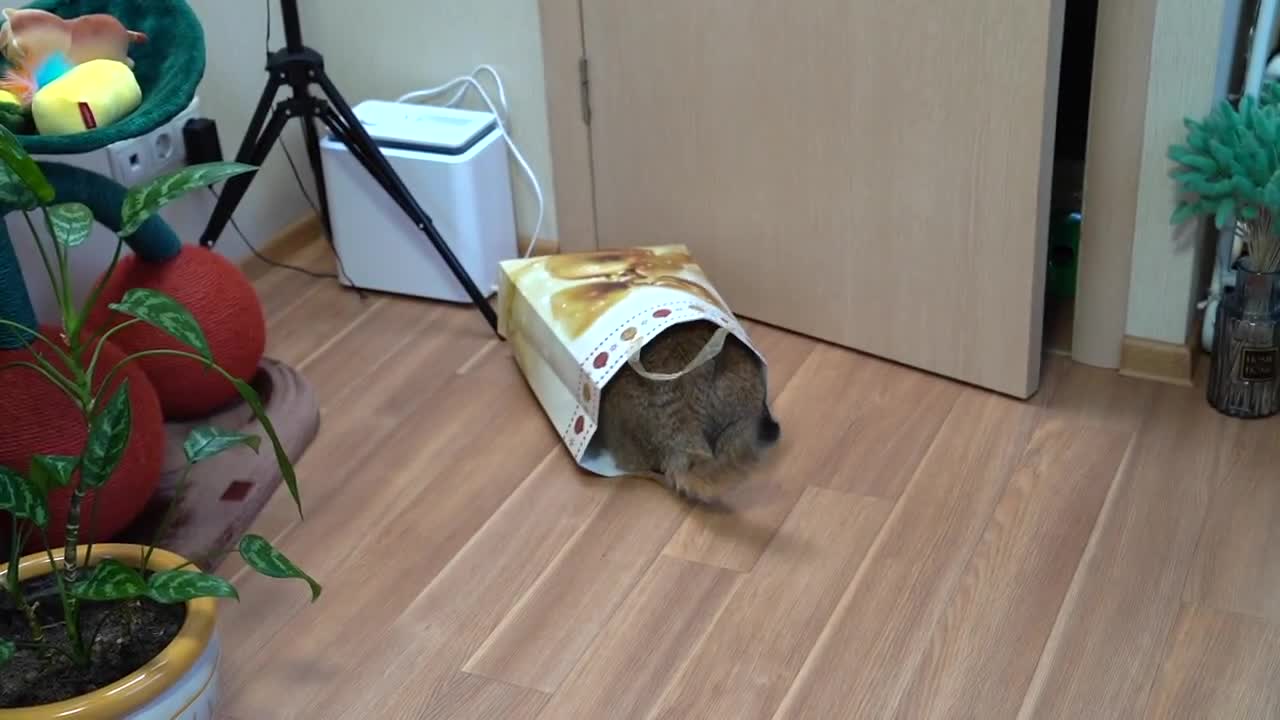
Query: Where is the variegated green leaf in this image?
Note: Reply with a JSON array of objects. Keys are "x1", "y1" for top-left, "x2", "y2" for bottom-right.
[
  {"x1": 238, "y1": 534, "x2": 321, "y2": 601},
  {"x1": 0, "y1": 465, "x2": 48, "y2": 528},
  {"x1": 146, "y1": 570, "x2": 239, "y2": 603},
  {"x1": 0, "y1": 123, "x2": 52, "y2": 203},
  {"x1": 0, "y1": 638, "x2": 13, "y2": 666},
  {"x1": 0, "y1": 163, "x2": 38, "y2": 210},
  {"x1": 229, "y1": 378, "x2": 301, "y2": 519},
  {"x1": 46, "y1": 202, "x2": 92, "y2": 247},
  {"x1": 184, "y1": 426, "x2": 260, "y2": 464},
  {"x1": 70, "y1": 559, "x2": 147, "y2": 601},
  {"x1": 108, "y1": 288, "x2": 212, "y2": 362},
  {"x1": 29, "y1": 454, "x2": 76, "y2": 492},
  {"x1": 81, "y1": 380, "x2": 132, "y2": 488},
  {"x1": 120, "y1": 162, "x2": 256, "y2": 236}
]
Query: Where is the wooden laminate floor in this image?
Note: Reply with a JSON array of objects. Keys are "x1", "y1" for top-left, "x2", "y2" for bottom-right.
[{"x1": 216, "y1": 239, "x2": 1280, "y2": 719}]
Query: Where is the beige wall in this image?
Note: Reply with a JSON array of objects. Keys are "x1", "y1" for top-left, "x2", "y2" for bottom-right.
[
  {"x1": 301, "y1": 0, "x2": 558, "y2": 243},
  {"x1": 187, "y1": 0, "x2": 318, "y2": 261},
  {"x1": 1125, "y1": 0, "x2": 1232, "y2": 346}
]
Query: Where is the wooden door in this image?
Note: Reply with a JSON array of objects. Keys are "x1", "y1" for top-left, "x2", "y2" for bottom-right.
[{"x1": 580, "y1": 0, "x2": 1066, "y2": 398}]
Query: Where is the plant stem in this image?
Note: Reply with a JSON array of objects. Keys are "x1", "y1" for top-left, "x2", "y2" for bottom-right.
[
  {"x1": 60, "y1": 486, "x2": 85, "y2": 586},
  {"x1": 75, "y1": 239, "x2": 123, "y2": 342},
  {"x1": 81, "y1": 491, "x2": 104, "y2": 573},
  {"x1": 38, "y1": 526, "x2": 85, "y2": 664},
  {"x1": 86, "y1": 318, "x2": 140, "y2": 380},
  {"x1": 6, "y1": 524, "x2": 43, "y2": 643},
  {"x1": 143, "y1": 462, "x2": 193, "y2": 572},
  {"x1": 0, "y1": 319, "x2": 76, "y2": 369},
  {"x1": 0, "y1": 360, "x2": 82, "y2": 403},
  {"x1": 40, "y1": 209, "x2": 76, "y2": 340}
]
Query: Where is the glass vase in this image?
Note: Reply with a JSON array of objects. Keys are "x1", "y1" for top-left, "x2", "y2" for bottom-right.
[{"x1": 1207, "y1": 260, "x2": 1280, "y2": 418}]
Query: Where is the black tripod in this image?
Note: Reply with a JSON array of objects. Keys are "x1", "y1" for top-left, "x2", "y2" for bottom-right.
[{"x1": 198, "y1": 0, "x2": 499, "y2": 333}]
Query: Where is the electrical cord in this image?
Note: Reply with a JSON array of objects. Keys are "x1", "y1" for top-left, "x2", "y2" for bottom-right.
[
  {"x1": 395, "y1": 65, "x2": 545, "y2": 258},
  {"x1": 207, "y1": 186, "x2": 337, "y2": 280}
]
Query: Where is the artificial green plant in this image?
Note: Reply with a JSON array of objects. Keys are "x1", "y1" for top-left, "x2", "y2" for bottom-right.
[
  {"x1": 0, "y1": 124, "x2": 319, "y2": 671},
  {"x1": 1169, "y1": 81, "x2": 1280, "y2": 272}
]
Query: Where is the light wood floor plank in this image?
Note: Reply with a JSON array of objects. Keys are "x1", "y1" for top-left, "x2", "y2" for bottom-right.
[
  {"x1": 1145, "y1": 605, "x2": 1280, "y2": 719},
  {"x1": 535, "y1": 556, "x2": 740, "y2": 720},
  {"x1": 1018, "y1": 387, "x2": 1239, "y2": 720},
  {"x1": 465, "y1": 478, "x2": 691, "y2": 692},
  {"x1": 218, "y1": 303, "x2": 494, "y2": 579},
  {"x1": 218, "y1": 348, "x2": 560, "y2": 703},
  {"x1": 815, "y1": 358, "x2": 962, "y2": 498},
  {"x1": 252, "y1": 242, "x2": 335, "y2": 319},
  {"x1": 264, "y1": 280, "x2": 379, "y2": 367},
  {"x1": 414, "y1": 672, "x2": 550, "y2": 720},
  {"x1": 892, "y1": 420, "x2": 1132, "y2": 718},
  {"x1": 1184, "y1": 421, "x2": 1280, "y2": 623},
  {"x1": 295, "y1": 295, "x2": 443, "y2": 406},
  {"x1": 650, "y1": 487, "x2": 892, "y2": 720},
  {"x1": 773, "y1": 389, "x2": 1040, "y2": 719},
  {"x1": 221, "y1": 243, "x2": 1280, "y2": 719},
  {"x1": 664, "y1": 345, "x2": 945, "y2": 571},
  {"x1": 283, "y1": 453, "x2": 613, "y2": 720}
]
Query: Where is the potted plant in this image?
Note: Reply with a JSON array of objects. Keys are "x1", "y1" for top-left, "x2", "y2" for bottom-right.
[
  {"x1": 1170, "y1": 86, "x2": 1280, "y2": 418},
  {"x1": 0, "y1": 125, "x2": 319, "y2": 717}
]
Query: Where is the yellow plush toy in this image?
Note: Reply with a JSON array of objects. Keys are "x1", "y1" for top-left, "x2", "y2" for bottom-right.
[{"x1": 31, "y1": 58, "x2": 140, "y2": 135}]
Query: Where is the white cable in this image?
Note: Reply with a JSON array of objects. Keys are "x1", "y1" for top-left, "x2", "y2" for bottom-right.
[{"x1": 395, "y1": 65, "x2": 543, "y2": 258}]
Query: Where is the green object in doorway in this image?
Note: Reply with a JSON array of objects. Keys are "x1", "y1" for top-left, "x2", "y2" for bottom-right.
[{"x1": 1047, "y1": 211, "x2": 1080, "y2": 299}]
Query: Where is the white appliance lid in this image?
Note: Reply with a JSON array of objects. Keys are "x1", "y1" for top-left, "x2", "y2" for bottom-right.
[{"x1": 350, "y1": 100, "x2": 497, "y2": 155}]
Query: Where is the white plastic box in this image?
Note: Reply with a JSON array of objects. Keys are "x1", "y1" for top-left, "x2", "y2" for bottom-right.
[{"x1": 319, "y1": 100, "x2": 517, "y2": 301}]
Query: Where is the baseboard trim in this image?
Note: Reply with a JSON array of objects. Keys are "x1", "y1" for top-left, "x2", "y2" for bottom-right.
[
  {"x1": 1119, "y1": 336, "x2": 1196, "y2": 387},
  {"x1": 518, "y1": 234, "x2": 560, "y2": 257}
]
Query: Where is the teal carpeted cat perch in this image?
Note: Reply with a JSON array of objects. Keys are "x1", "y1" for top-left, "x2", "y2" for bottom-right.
[{"x1": 0, "y1": 0, "x2": 204, "y2": 348}]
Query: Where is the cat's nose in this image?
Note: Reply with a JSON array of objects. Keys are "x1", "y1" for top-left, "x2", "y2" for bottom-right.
[{"x1": 758, "y1": 414, "x2": 781, "y2": 445}]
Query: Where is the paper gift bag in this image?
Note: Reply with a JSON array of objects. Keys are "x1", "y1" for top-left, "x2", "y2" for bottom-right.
[{"x1": 497, "y1": 245, "x2": 772, "y2": 477}]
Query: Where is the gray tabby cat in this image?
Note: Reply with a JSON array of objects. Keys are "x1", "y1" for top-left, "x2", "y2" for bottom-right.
[{"x1": 593, "y1": 320, "x2": 780, "y2": 502}]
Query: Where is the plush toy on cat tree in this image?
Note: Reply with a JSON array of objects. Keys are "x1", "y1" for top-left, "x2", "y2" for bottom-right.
[{"x1": 0, "y1": 6, "x2": 148, "y2": 135}]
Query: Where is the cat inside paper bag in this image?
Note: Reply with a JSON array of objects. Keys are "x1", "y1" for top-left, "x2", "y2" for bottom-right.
[{"x1": 499, "y1": 246, "x2": 780, "y2": 503}]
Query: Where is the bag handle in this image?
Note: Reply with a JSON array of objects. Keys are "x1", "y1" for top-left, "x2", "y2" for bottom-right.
[{"x1": 627, "y1": 325, "x2": 730, "y2": 382}]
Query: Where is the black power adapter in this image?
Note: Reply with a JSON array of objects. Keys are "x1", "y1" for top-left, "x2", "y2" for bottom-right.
[{"x1": 182, "y1": 117, "x2": 223, "y2": 166}]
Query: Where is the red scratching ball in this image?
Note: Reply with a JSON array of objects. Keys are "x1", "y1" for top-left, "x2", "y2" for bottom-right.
[
  {"x1": 87, "y1": 245, "x2": 266, "y2": 420},
  {"x1": 0, "y1": 328, "x2": 165, "y2": 549}
]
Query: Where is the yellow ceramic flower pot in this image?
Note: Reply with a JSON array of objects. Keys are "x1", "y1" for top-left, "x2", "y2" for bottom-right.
[{"x1": 0, "y1": 544, "x2": 220, "y2": 719}]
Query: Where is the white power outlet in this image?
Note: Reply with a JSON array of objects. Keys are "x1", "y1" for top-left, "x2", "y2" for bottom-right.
[
  {"x1": 107, "y1": 136, "x2": 151, "y2": 185},
  {"x1": 106, "y1": 97, "x2": 204, "y2": 184}
]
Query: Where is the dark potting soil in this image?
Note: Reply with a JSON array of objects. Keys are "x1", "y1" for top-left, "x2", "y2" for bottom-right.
[{"x1": 0, "y1": 572, "x2": 185, "y2": 708}]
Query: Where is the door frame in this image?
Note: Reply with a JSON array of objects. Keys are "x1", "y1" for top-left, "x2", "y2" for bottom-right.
[
  {"x1": 537, "y1": 0, "x2": 1154, "y2": 365},
  {"x1": 538, "y1": 0, "x2": 599, "y2": 255}
]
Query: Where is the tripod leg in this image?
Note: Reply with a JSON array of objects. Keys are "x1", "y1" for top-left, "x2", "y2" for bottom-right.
[
  {"x1": 200, "y1": 105, "x2": 293, "y2": 249},
  {"x1": 313, "y1": 74, "x2": 499, "y2": 333},
  {"x1": 300, "y1": 116, "x2": 333, "y2": 240},
  {"x1": 200, "y1": 74, "x2": 283, "y2": 247}
]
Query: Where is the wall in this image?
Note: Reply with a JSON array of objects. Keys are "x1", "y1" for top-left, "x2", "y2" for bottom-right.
[
  {"x1": 300, "y1": 0, "x2": 558, "y2": 245},
  {"x1": 1124, "y1": 0, "x2": 1235, "y2": 346}
]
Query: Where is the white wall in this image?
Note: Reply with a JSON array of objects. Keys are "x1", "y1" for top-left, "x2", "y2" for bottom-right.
[
  {"x1": 1125, "y1": 0, "x2": 1233, "y2": 345},
  {"x1": 299, "y1": 0, "x2": 557, "y2": 243}
]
